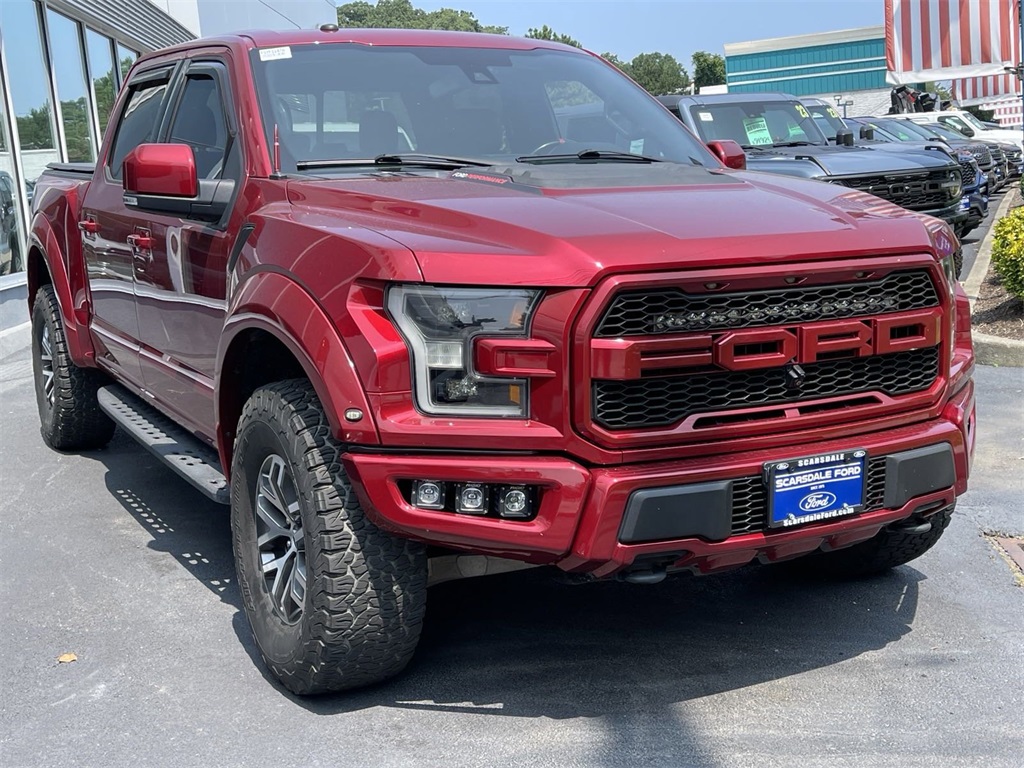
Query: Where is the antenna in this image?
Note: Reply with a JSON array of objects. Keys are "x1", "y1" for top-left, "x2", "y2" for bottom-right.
[{"x1": 273, "y1": 123, "x2": 281, "y2": 178}]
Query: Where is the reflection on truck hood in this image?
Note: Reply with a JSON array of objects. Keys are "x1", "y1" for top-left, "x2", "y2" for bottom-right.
[
  {"x1": 748, "y1": 144, "x2": 956, "y2": 178},
  {"x1": 285, "y1": 165, "x2": 933, "y2": 286}
]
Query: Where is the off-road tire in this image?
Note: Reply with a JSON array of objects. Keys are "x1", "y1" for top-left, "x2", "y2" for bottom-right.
[
  {"x1": 789, "y1": 506, "x2": 954, "y2": 579},
  {"x1": 232, "y1": 380, "x2": 427, "y2": 695},
  {"x1": 31, "y1": 285, "x2": 114, "y2": 450}
]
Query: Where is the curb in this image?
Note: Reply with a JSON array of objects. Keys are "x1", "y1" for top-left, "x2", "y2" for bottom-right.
[{"x1": 962, "y1": 190, "x2": 1024, "y2": 367}]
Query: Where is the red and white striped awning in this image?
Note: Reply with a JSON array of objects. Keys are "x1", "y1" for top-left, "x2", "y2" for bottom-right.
[
  {"x1": 952, "y1": 73, "x2": 1021, "y2": 104},
  {"x1": 885, "y1": 0, "x2": 1020, "y2": 84},
  {"x1": 979, "y1": 97, "x2": 1023, "y2": 126}
]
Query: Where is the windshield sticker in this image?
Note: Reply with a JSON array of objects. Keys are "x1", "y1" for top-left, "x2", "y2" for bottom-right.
[
  {"x1": 698, "y1": 111, "x2": 714, "y2": 122},
  {"x1": 629, "y1": 139, "x2": 645, "y2": 154},
  {"x1": 742, "y1": 116, "x2": 773, "y2": 146},
  {"x1": 794, "y1": 104, "x2": 810, "y2": 119},
  {"x1": 259, "y1": 46, "x2": 292, "y2": 62},
  {"x1": 826, "y1": 106, "x2": 841, "y2": 118}
]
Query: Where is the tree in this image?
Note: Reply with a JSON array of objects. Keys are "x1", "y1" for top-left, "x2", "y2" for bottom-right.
[
  {"x1": 525, "y1": 25, "x2": 581, "y2": 48},
  {"x1": 628, "y1": 52, "x2": 690, "y2": 95},
  {"x1": 338, "y1": 0, "x2": 508, "y2": 34},
  {"x1": 601, "y1": 52, "x2": 633, "y2": 78},
  {"x1": 692, "y1": 51, "x2": 726, "y2": 90}
]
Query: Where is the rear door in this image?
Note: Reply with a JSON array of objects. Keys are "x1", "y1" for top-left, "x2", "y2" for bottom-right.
[
  {"x1": 132, "y1": 59, "x2": 243, "y2": 440},
  {"x1": 80, "y1": 66, "x2": 176, "y2": 388}
]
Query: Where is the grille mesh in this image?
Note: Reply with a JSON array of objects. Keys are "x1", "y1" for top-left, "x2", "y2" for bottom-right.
[
  {"x1": 592, "y1": 346, "x2": 939, "y2": 431},
  {"x1": 840, "y1": 169, "x2": 954, "y2": 210},
  {"x1": 730, "y1": 456, "x2": 888, "y2": 535},
  {"x1": 595, "y1": 269, "x2": 937, "y2": 338}
]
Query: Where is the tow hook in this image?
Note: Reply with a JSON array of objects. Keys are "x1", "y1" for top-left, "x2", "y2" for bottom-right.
[
  {"x1": 889, "y1": 518, "x2": 932, "y2": 535},
  {"x1": 622, "y1": 568, "x2": 667, "y2": 585}
]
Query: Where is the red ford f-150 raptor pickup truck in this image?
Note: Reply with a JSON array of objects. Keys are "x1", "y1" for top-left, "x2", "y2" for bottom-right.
[{"x1": 28, "y1": 28, "x2": 976, "y2": 694}]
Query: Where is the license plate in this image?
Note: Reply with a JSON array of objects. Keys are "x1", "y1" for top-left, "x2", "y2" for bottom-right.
[{"x1": 765, "y1": 450, "x2": 867, "y2": 529}]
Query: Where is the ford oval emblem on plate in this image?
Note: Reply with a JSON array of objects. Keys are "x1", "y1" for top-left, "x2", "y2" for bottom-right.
[{"x1": 799, "y1": 491, "x2": 837, "y2": 513}]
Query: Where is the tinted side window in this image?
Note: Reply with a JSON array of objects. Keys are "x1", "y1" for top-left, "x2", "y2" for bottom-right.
[
  {"x1": 108, "y1": 78, "x2": 169, "y2": 179},
  {"x1": 168, "y1": 74, "x2": 228, "y2": 179}
]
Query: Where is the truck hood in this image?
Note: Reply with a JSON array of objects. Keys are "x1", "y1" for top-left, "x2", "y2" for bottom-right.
[
  {"x1": 747, "y1": 144, "x2": 956, "y2": 179},
  {"x1": 286, "y1": 164, "x2": 934, "y2": 286}
]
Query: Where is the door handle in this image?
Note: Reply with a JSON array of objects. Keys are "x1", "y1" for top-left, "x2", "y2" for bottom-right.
[
  {"x1": 127, "y1": 233, "x2": 155, "y2": 250},
  {"x1": 78, "y1": 219, "x2": 99, "y2": 234}
]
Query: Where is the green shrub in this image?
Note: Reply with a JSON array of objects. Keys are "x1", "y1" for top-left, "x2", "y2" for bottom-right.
[{"x1": 990, "y1": 206, "x2": 1024, "y2": 300}]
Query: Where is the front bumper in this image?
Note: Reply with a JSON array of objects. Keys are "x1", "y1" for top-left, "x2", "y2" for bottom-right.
[
  {"x1": 921, "y1": 200, "x2": 969, "y2": 229},
  {"x1": 346, "y1": 380, "x2": 975, "y2": 578}
]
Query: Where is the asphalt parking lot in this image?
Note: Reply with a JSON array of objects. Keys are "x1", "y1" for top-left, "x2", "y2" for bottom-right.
[{"x1": 1, "y1": 197, "x2": 1021, "y2": 768}]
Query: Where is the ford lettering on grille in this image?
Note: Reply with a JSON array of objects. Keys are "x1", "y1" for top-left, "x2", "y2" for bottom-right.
[{"x1": 590, "y1": 307, "x2": 942, "y2": 379}]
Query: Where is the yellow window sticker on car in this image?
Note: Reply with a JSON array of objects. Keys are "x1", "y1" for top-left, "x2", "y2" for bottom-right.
[
  {"x1": 743, "y1": 117, "x2": 773, "y2": 145},
  {"x1": 826, "y1": 106, "x2": 841, "y2": 118},
  {"x1": 795, "y1": 104, "x2": 810, "y2": 118}
]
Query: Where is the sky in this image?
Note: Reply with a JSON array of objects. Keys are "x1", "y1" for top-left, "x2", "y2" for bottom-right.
[{"x1": 415, "y1": 0, "x2": 884, "y2": 65}]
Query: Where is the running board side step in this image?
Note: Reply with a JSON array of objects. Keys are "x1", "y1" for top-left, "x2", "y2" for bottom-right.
[{"x1": 97, "y1": 385, "x2": 230, "y2": 504}]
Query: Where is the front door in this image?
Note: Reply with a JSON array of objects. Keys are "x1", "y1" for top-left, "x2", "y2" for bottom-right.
[
  {"x1": 132, "y1": 61, "x2": 241, "y2": 441},
  {"x1": 81, "y1": 67, "x2": 175, "y2": 388}
]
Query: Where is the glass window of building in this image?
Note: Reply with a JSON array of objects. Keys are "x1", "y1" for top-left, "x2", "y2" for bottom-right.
[
  {"x1": 1, "y1": 62, "x2": 26, "y2": 276},
  {"x1": 86, "y1": 29, "x2": 118, "y2": 138},
  {"x1": 46, "y1": 9, "x2": 96, "y2": 163},
  {"x1": 117, "y1": 45, "x2": 138, "y2": 85},
  {"x1": 1, "y1": 0, "x2": 59, "y2": 194}
]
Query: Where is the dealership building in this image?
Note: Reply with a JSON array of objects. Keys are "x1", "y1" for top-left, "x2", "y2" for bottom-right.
[
  {"x1": 724, "y1": 26, "x2": 896, "y2": 118},
  {"x1": 0, "y1": 0, "x2": 336, "y2": 327}
]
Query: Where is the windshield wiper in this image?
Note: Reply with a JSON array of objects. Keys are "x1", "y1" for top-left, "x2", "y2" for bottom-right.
[
  {"x1": 295, "y1": 153, "x2": 494, "y2": 171},
  {"x1": 769, "y1": 141, "x2": 821, "y2": 147},
  {"x1": 515, "y1": 149, "x2": 662, "y2": 164}
]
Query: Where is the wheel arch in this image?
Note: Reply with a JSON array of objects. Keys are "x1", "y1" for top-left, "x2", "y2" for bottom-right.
[
  {"x1": 216, "y1": 270, "x2": 379, "y2": 474},
  {"x1": 27, "y1": 215, "x2": 94, "y2": 364}
]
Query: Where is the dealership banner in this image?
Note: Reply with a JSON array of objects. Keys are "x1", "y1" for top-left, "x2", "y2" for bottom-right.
[
  {"x1": 885, "y1": 0, "x2": 1020, "y2": 84},
  {"x1": 951, "y1": 73, "x2": 1021, "y2": 105}
]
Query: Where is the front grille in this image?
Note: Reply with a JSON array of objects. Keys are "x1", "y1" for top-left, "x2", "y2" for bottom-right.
[
  {"x1": 841, "y1": 169, "x2": 955, "y2": 210},
  {"x1": 990, "y1": 146, "x2": 1005, "y2": 164},
  {"x1": 592, "y1": 346, "x2": 939, "y2": 430},
  {"x1": 595, "y1": 269, "x2": 937, "y2": 337},
  {"x1": 968, "y1": 144, "x2": 993, "y2": 168},
  {"x1": 731, "y1": 456, "x2": 888, "y2": 535},
  {"x1": 958, "y1": 159, "x2": 976, "y2": 186}
]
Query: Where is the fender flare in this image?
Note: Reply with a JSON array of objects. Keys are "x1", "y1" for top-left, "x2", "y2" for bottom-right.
[
  {"x1": 28, "y1": 213, "x2": 94, "y2": 365},
  {"x1": 216, "y1": 269, "x2": 380, "y2": 466}
]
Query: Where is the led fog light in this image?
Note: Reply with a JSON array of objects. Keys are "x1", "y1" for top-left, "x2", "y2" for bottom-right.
[
  {"x1": 411, "y1": 480, "x2": 446, "y2": 510},
  {"x1": 498, "y1": 486, "x2": 531, "y2": 519},
  {"x1": 456, "y1": 483, "x2": 489, "y2": 515}
]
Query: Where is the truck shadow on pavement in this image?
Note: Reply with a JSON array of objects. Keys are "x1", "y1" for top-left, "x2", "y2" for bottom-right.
[
  {"x1": 90, "y1": 429, "x2": 923, "y2": 732},
  {"x1": 292, "y1": 564, "x2": 922, "y2": 722}
]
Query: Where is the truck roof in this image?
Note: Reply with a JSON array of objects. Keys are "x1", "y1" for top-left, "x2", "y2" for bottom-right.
[
  {"x1": 140, "y1": 28, "x2": 582, "y2": 60},
  {"x1": 658, "y1": 92, "x2": 798, "y2": 107}
]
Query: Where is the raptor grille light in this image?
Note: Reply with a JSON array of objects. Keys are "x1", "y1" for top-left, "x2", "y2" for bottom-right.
[{"x1": 388, "y1": 286, "x2": 542, "y2": 417}]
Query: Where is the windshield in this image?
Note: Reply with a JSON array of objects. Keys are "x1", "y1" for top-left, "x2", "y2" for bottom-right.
[
  {"x1": 804, "y1": 103, "x2": 847, "y2": 139},
  {"x1": 249, "y1": 44, "x2": 715, "y2": 173},
  {"x1": 686, "y1": 99, "x2": 828, "y2": 148},
  {"x1": 872, "y1": 118, "x2": 938, "y2": 141},
  {"x1": 922, "y1": 122, "x2": 970, "y2": 141},
  {"x1": 846, "y1": 118, "x2": 902, "y2": 142},
  {"x1": 956, "y1": 111, "x2": 987, "y2": 131}
]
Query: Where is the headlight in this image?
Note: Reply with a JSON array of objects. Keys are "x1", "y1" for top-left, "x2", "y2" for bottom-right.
[
  {"x1": 944, "y1": 169, "x2": 962, "y2": 200},
  {"x1": 387, "y1": 285, "x2": 542, "y2": 417}
]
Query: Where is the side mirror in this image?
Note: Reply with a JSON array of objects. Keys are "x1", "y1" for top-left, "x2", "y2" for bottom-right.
[
  {"x1": 124, "y1": 143, "x2": 198, "y2": 198},
  {"x1": 859, "y1": 126, "x2": 875, "y2": 140},
  {"x1": 835, "y1": 129, "x2": 855, "y2": 146},
  {"x1": 706, "y1": 139, "x2": 746, "y2": 170},
  {"x1": 123, "y1": 143, "x2": 233, "y2": 221}
]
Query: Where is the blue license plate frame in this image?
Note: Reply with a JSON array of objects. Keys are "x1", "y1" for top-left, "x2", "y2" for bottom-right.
[{"x1": 765, "y1": 450, "x2": 867, "y2": 529}]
